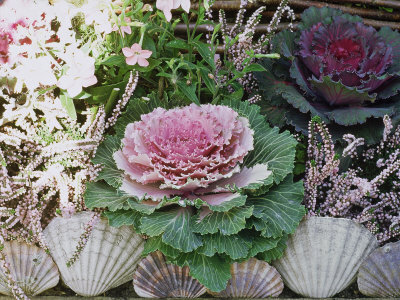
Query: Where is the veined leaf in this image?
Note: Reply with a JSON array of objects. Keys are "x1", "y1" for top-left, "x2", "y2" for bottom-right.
[
  {"x1": 223, "y1": 99, "x2": 297, "y2": 184},
  {"x1": 198, "y1": 232, "x2": 252, "y2": 260},
  {"x1": 142, "y1": 236, "x2": 181, "y2": 258},
  {"x1": 248, "y1": 175, "x2": 305, "y2": 238},
  {"x1": 191, "y1": 206, "x2": 253, "y2": 235},
  {"x1": 85, "y1": 181, "x2": 130, "y2": 211},
  {"x1": 92, "y1": 135, "x2": 123, "y2": 188},
  {"x1": 140, "y1": 207, "x2": 203, "y2": 252},
  {"x1": 258, "y1": 234, "x2": 288, "y2": 262},
  {"x1": 126, "y1": 198, "x2": 163, "y2": 215},
  {"x1": 310, "y1": 76, "x2": 376, "y2": 108},
  {"x1": 174, "y1": 252, "x2": 231, "y2": 292},
  {"x1": 104, "y1": 209, "x2": 141, "y2": 229},
  {"x1": 247, "y1": 235, "x2": 280, "y2": 258},
  {"x1": 204, "y1": 194, "x2": 247, "y2": 212}
]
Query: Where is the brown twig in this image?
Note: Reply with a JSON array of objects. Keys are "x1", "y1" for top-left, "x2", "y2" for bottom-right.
[
  {"x1": 329, "y1": 0, "x2": 400, "y2": 9},
  {"x1": 199, "y1": 0, "x2": 400, "y2": 21},
  {"x1": 174, "y1": 17, "x2": 400, "y2": 33},
  {"x1": 174, "y1": 22, "x2": 293, "y2": 33}
]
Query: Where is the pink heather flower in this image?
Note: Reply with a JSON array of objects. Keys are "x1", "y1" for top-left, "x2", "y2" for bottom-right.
[
  {"x1": 114, "y1": 104, "x2": 272, "y2": 206},
  {"x1": 57, "y1": 50, "x2": 97, "y2": 97},
  {"x1": 156, "y1": 0, "x2": 190, "y2": 22},
  {"x1": 122, "y1": 43, "x2": 152, "y2": 67},
  {"x1": 112, "y1": 17, "x2": 132, "y2": 37}
]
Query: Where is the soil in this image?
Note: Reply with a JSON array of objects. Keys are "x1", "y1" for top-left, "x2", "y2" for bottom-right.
[{"x1": 39, "y1": 280, "x2": 364, "y2": 298}]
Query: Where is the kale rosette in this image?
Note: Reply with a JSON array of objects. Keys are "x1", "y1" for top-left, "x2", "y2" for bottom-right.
[
  {"x1": 85, "y1": 96, "x2": 305, "y2": 291},
  {"x1": 256, "y1": 7, "x2": 400, "y2": 144}
]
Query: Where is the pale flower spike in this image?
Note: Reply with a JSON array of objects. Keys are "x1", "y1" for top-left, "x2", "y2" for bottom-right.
[
  {"x1": 122, "y1": 43, "x2": 152, "y2": 67},
  {"x1": 156, "y1": 0, "x2": 190, "y2": 22}
]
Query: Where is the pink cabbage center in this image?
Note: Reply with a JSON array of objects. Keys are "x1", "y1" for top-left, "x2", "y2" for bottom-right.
[{"x1": 114, "y1": 104, "x2": 254, "y2": 192}]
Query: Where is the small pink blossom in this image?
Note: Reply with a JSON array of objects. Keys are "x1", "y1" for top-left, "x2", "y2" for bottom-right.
[
  {"x1": 156, "y1": 0, "x2": 190, "y2": 22},
  {"x1": 122, "y1": 43, "x2": 152, "y2": 67},
  {"x1": 57, "y1": 50, "x2": 97, "y2": 97},
  {"x1": 112, "y1": 17, "x2": 132, "y2": 37}
]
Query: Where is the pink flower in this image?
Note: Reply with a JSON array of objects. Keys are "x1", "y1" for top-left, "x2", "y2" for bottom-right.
[
  {"x1": 57, "y1": 50, "x2": 97, "y2": 97},
  {"x1": 156, "y1": 0, "x2": 190, "y2": 21},
  {"x1": 122, "y1": 43, "x2": 152, "y2": 67},
  {"x1": 112, "y1": 17, "x2": 132, "y2": 37},
  {"x1": 113, "y1": 104, "x2": 272, "y2": 206}
]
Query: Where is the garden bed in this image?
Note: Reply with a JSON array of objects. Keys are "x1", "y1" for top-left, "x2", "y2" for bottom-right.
[
  {"x1": 33, "y1": 282, "x2": 365, "y2": 299},
  {"x1": 1, "y1": 0, "x2": 400, "y2": 299}
]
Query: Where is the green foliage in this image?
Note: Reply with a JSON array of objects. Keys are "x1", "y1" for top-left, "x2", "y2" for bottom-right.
[{"x1": 85, "y1": 96, "x2": 305, "y2": 291}]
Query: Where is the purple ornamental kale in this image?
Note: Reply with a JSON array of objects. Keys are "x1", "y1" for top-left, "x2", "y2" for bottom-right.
[{"x1": 256, "y1": 7, "x2": 400, "y2": 144}]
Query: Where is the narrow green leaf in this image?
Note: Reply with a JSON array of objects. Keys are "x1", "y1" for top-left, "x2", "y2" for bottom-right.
[
  {"x1": 166, "y1": 39, "x2": 190, "y2": 50},
  {"x1": 200, "y1": 68, "x2": 216, "y2": 94},
  {"x1": 60, "y1": 94, "x2": 77, "y2": 120},
  {"x1": 192, "y1": 41, "x2": 216, "y2": 70},
  {"x1": 101, "y1": 55, "x2": 126, "y2": 67},
  {"x1": 176, "y1": 81, "x2": 200, "y2": 105},
  {"x1": 242, "y1": 63, "x2": 268, "y2": 73},
  {"x1": 87, "y1": 81, "x2": 126, "y2": 104}
]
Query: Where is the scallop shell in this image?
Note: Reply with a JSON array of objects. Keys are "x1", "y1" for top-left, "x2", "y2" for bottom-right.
[
  {"x1": 273, "y1": 216, "x2": 379, "y2": 298},
  {"x1": 43, "y1": 211, "x2": 145, "y2": 296},
  {"x1": 358, "y1": 241, "x2": 400, "y2": 297},
  {"x1": 0, "y1": 241, "x2": 59, "y2": 296},
  {"x1": 209, "y1": 258, "x2": 283, "y2": 298},
  {"x1": 133, "y1": 251, "x2": 206, "y2": 298}
]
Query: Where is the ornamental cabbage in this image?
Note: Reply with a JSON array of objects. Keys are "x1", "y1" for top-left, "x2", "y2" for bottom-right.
[
  {"x1": 85, "y1": 96, "x2": 305, "y2": 291},
  {"x1": 255, "y1": 7, "x2": 400, "y2": 143},
  {"x1": 115, "y1": 104, "x2": 255, "y2": 199}
]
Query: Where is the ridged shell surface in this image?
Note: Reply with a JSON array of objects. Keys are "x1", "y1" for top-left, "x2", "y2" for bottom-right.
[
  {"x1": 0, "y1": 241, "x2": 59, "y2": 296},
  {"x1": 209, "y1": 258, "x2": 283, "y2": 298},
  {"x1": 133, "y1": 251, "x2": 206, "y2": 298},
  {"x1": 273, "y1": 217, "x2": 379, "y2": 298},
  {"x1": 43, "y1": 211, "x2": 145, "y2": 296},
  {"x1": 358, "y1": 241, "x2": 400, "y2": 297}
]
